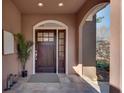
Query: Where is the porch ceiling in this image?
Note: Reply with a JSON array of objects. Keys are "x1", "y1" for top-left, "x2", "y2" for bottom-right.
[{"x1": 11, "y1": 0, "x2": 86, "y2": 14}]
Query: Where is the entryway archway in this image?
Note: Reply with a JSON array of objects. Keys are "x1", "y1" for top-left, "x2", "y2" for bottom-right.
[
  {"x1": 78, "y1": 2, "x2": 110, "y2": 93},
  {"x1": 33, "y1": 20, "x2": 68, "y2": 74},
  {"x1": 79, "y1": 3, "x2": 109, "y2": 80}
]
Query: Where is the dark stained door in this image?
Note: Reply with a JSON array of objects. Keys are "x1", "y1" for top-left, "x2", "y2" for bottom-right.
[{"x1": 35, "y1": 30, "x2": 56, "y2": 73}]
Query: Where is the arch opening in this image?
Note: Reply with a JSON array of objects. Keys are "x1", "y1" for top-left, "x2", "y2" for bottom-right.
[{"x1": 77, "y1": 2, "x2": 110, "y2": 92}]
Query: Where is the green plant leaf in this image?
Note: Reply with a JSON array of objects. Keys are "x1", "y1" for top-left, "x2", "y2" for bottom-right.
[
  {"x1": 96, "y1": 17, "x2": 104, "y2": 23},
  {"x1": 14, "y1": 33, "x2": 33, "y2": 70}
]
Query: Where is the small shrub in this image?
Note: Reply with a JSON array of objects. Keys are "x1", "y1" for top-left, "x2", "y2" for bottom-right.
[{"x1": 96, "y1": 60, "x2": 109, "y2": 71}]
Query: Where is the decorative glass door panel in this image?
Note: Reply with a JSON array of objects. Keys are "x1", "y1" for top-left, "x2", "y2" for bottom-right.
[{"x1": 58, "y1": 30, "x2": 65, "y2": 73}]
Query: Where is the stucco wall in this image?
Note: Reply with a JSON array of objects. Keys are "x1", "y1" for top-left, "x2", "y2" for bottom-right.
[
  {"x1": 2, "y1": 0, "x2": 21, "y2": 89},
  {"x1": 110, "y1": 0, "x2": 122, "y2": 92},
  {"x1": 22, "y1": 14, "x2": 77, "y2": 74}
]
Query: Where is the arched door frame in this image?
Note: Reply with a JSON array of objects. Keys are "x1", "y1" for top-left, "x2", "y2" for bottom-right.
[{"x1": 33, "y1": 20, "x2": 68, "y2": 74}]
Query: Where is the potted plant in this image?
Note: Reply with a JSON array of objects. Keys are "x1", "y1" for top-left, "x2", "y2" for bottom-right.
[{"x1": 14, "y1": 33, "x2": 33, "y2": 77}]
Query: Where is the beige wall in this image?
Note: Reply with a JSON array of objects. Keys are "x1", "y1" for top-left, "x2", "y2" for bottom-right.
[
  {"x1": 2, "y1": 0, "x2": 21, "y2": 89},
  {"x1": 22, "y1": 14, "x2": 77, "y2": 74},
  {"x1": 110, "y1": 0, "x2": 122, "y2": 92}
]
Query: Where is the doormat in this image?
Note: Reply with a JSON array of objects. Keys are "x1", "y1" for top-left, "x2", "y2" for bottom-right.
[{"x1": 28, "y1": 73, "x2": 60, "y2": 83}]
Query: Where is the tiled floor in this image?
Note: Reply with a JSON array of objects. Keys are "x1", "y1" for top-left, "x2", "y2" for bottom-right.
[{"x1": 3, "y1": 74, "x2": 109, "y2": 93}]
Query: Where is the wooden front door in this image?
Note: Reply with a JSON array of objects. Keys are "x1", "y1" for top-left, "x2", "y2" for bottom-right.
[{"x1": 35, "y1": 30, "x2": 56, "y2": 73}]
